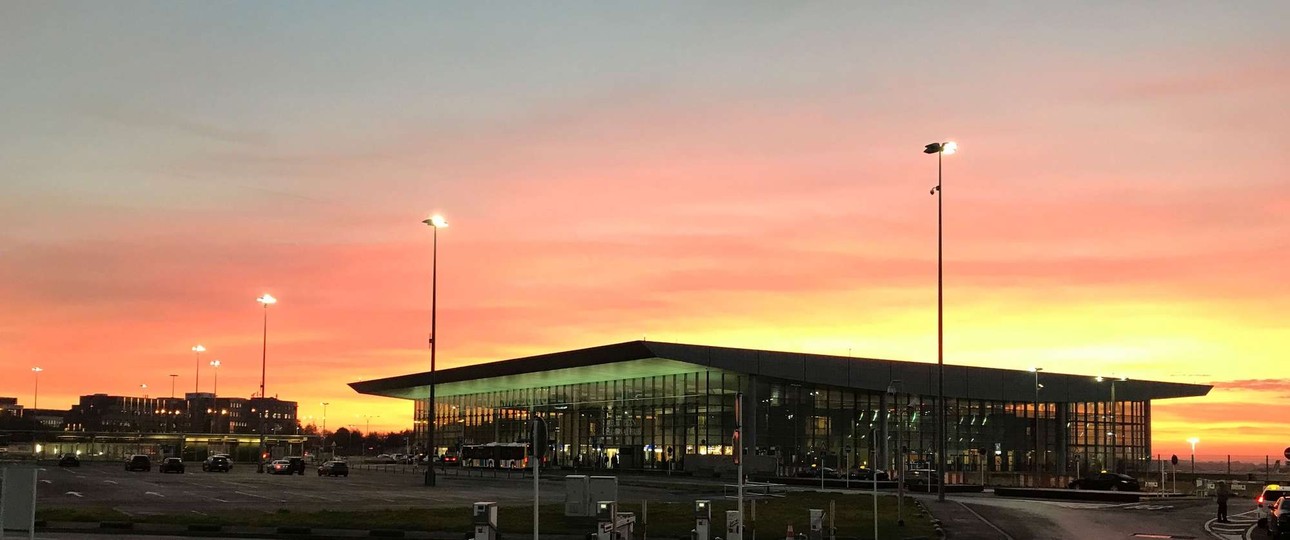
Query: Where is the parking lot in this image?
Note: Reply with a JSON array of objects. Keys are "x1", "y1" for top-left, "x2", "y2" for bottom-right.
[{"x1": 27, "y1": 462, "x2": 685, "y2": 516}]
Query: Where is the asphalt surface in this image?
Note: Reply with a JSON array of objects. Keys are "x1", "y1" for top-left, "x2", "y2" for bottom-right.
[
  {"x1": 24, "y1": 462, "x2": 688, "y2": 515},
  {"x1": 7, "y1": 463, "x2": 1264, "y2": 539}
]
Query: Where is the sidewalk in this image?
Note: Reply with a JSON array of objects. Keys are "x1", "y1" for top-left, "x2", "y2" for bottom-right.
[{"x1": 914, "y1": 496, "x2": 1010, "y2": 540}]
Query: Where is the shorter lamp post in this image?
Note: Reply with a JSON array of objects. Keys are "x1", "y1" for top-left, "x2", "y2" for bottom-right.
[
  {"x1": 1187, "y1": 437, "x2": 1199, "y2": 474},
  {"x1": 209, "y1": 360, "x2": 221, "y2": 396},
  {"x1": 887, "y1": 379, "x2": 905, "y2": 527},
  {"x1": 31, "y1": 367, "x2": 43, "y2": 414}
]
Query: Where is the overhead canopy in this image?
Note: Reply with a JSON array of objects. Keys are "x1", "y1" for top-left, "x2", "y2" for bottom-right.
[{"x1": 349, "y1": 341, "x2": 1211, "y2": 404}]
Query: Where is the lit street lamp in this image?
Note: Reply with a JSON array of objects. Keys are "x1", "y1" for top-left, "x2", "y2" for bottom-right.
[
  {"x1": 321, "y1": 402, "x2": 329, "y2": 433},
  {"x1": 140, "y1": 383, "x2": 149, "y2": 398},
  {"x1": 422, "y1": 214, "x2": 447, "y2": 487},
  {"x1": 256, "y1": 293, "x2": 277, "y2": 473},
  {"x1": 1187, "y1": 437, "x2": 1199, "y2": 474},
  {"x1": 209, "y1": 360, "x2": 221, "y2": 396},
  {"x1": 191, "y1": 344, "x2": 205, "y2": 395},
  {"x1": 31, "y1": 367, "x2": 43, "y2": 414},
  {"x1": 924, "y1": 140, "x2": 956, "y2": 502}
]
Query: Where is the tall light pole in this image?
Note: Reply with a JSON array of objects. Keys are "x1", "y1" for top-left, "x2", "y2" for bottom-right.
[
  {"x1": 321, "y1": 402, "x2": 329, "y2": 433},
  {"x1": 422, "y1": 214, "x2": 447, "y2": 487},
  {"x1": 209, "y1": 360, "x2": 221, "y2": 396},
  {"x1": 256, "y1": 293, "x2": 277, "y2": 473},
  {"x1": 191, "y1": 344, "x2": 205, "y2": 395},
  {"x1": 925, "y1": 140, "x2": 957, "y2": 502},
  {"x1": 140, "y1": 383, "x2": 149, "y2": 399},
  {"x1": 169, "y1": 374, "x2": 178, "y2": 398},
  {"x1": 31, "y1": 367, "x2": 43, "y2": 414},
  {"x1": 1029, "y1": 367, "x2": 1043, "y2": 481},
  {"x1": 1187, "y1": 437, "x2": 1199, "y2": 474}
]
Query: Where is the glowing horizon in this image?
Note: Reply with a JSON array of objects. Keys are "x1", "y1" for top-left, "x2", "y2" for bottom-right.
[{"x1": 2, "y1": 2, "x2": 1288, "y2": 459}]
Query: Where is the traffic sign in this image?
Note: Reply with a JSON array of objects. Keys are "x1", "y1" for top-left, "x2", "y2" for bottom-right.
[
  {"x1": 1170, "y1": 454, "x2": 1179, "y2": 466},
  {"x1": 1283, "y1": 447, "x2": 1290, "y2": 460}
]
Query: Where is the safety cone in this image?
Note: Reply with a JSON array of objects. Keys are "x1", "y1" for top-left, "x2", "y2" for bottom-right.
[{"x1": 785, "y1": 524, "x2": 795, "y2": 540}]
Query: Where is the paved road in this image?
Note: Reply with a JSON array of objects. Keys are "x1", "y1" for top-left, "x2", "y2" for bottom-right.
[
  {"x1": 26, "y1": 462, "x2": 688, "y2": 515},
  {"x1": 922, "y1": 491, "x2": 1261, "y2": 540}
]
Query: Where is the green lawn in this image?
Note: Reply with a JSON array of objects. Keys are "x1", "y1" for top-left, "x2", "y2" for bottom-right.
[{"x1": 39, "y1": 491, "x2": 935, "y2": 539}]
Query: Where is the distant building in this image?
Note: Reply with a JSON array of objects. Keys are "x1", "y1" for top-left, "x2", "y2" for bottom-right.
[
  {"x1": 0, "y1": 397, "x2": 22, "y2": 418},
  {"x1": 64, "y1": 393, "x2": 299, "y2": 435}
]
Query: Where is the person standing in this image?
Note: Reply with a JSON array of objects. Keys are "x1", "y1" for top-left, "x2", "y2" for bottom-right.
[{"x1": 1217, "y1": 481, "x2": 1230, "y2": 522}]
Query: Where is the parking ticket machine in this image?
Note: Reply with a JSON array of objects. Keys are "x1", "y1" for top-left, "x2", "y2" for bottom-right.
[
  {"x1": 596, "y1": 501, "x2": 618, "y2": 540},
  {"x1": 473, "y1": 502, "x2": 498, "y2": 540},
  {"x1": 808, "y1": 509, "x2": 824, "y2": 540},
  {"x1": 694, "y1": 499, "x2": 711, "y2": 540},
  {"x1": 725, "y1": 510, "x2": 742, "y2": 540}
]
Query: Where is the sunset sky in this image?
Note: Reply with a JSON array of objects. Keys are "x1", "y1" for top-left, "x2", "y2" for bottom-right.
[{"x1": 2, "y1": 2, "x2": 1287, "y2": 458}]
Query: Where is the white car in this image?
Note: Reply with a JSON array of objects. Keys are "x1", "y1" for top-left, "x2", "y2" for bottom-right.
[{"x1": 1258, "y1": 484, "x2": 1289, "y2": 528}]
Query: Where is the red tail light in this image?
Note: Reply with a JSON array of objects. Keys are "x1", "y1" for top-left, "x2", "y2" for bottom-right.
[{"x1": 1259, "y1": 496, "x2": 1265, "y2": 505}]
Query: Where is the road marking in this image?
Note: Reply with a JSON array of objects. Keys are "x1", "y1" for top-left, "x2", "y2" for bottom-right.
[
  {"x1": 235, "y1": 490, "x2": 286, "y2": 502},
  {"x1": 39, "y1": 479, "x2": 52, "y2": 484},
  {"x1": 145, "y1": 491, "x2": 165, "y2": 498},
  {"x1": 65, "y1": 491, "x2": 83, "y2": 498},
  {"x1": 283, "y1": 491, "x2": 337, "y2": 501},
  {"x1": 954, "y1": 501, "x2": 1015, "y2": 540},
  {"x1": 103, "y1": 480, "x2": 118, "y2": 485},
  {"x1": 1202, "y1": 516, "x2": 1255, "y2": 540}
]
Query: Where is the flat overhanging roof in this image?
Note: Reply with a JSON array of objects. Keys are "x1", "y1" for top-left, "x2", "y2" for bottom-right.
[{"x1": 349, "y1": 341, "x2": 1212, "y2": 403}]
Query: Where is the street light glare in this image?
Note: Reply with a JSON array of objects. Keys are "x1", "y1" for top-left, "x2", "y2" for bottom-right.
[
  {"x1": 210, "y1": 359, "x2": 221, "y2": 368},
  {"x1": 192, "y1": 344, "x2": 206, "y2": 353},
  {"x1": 423, "y1": 215, "x2": 448, "y2": 228},
  {"x1": 257, "y1": 293, "x2": 277, "y2": 305},
  {"x1": 1187, "y1": 437, "x2": 1200, "y2": 445},
  {"x1": 32, "y1": 367, "x2": 42, "y2": 373},
  {"x1": 942, "y1": 141, "x2": 958, "y2": 155}
]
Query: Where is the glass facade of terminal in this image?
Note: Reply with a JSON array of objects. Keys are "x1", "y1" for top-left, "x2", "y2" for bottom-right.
[{"x1": 413, "y1": 366, "x2": 1150, "y2": 475}]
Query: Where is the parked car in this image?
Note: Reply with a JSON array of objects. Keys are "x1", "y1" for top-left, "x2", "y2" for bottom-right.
[
  {"x1": 796, "y1": 467, "x2": 842, "y2": 479},
  {"x1": 1067, "y1": 472, "x2": 1140, "y2": 491},
  {"x1": 58, "y1": 454, "x2": 80, "y2": 467},
  {"x1": 202, "y1": 455, "x2": 232, "y2": 472},
  {"x1": 1269, "y1": 496, "x2": 1290, "y2": 539},
  {"x1": 318, "y1": 460, "x2": 349, "y2": 477},
  {"x1": 159, "y1": 457, "x2": 185, "y2": 474},
  {"x1": 370, "y1": 454, "x2": 397, "y2": 464},
  {"x1": 1258, "y1": 484, "x2": 1289, "y2": 528},
  {"x1": 848, "y1": 468, "x2": 890, "y2": 481},
  {"x1": 268, "y1": 459, "x2": 294, "y2": 475},
  {"x1": 903, "y1": 468, "x2": 942, "y2": 491},
  {"x1": 124, "y1": 454, "x2": 151, "y2": 472},
  {"x1": 284, "y1": 456, "x2": 307, "y2": 475}
]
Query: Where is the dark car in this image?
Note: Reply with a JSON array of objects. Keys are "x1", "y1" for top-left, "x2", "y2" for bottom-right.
[
  {"x1": 58, "y1": 454, "x2": 80, "y2": 467},
  {"x1": 125, "y1": 454, "x2": 151, "y2": 472},
  {"x1": 848, "y1": 468, "x2": 890, "y2": 481},
  {"x1": 1269, "y1": 496, "x2": 1290, "y2": 539},
  {"x1": 796, "y1": 467, "x2": 842, "y2": 479},
  {"x1": 202, "y1": 455, "x2": 232, "y2": 472},
  {"x1": 318, "y1": 460, "x2": 349, "y2": 477},
  {"x1": 284, "y1": 456, "x2": 306, "y2": 475},
  {"x1": 1068, "y1": 472, "x2": 1139, "y2": 491},
  {"x1": 159, "y1": 457, "x2": 185, "y2": 474}
]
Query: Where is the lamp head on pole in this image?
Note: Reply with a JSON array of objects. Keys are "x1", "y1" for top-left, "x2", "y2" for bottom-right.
[
  {"x1": 257, "y1": 293, "x2": 277, "y2": 306},
  {"x1": 924, "y1": 141, "x2": 958, "y2": 155},
  {"x1": 422, "y1": 215, "x2": 448, "y2": 228},
  {"x1": 192, "y1": 344, "x2": 206, "y2": 353},
  {"x1": 210, "y1": 359, "x2": 221, "y2": 368},
  {"x1": 32, "y1": 366, "x2": 42, "y2": 373}
]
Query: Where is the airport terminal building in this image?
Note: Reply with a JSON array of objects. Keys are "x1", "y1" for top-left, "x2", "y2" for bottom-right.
[{"x1": 350, "y1": 341, "x2": 1210, "y2": 477}]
